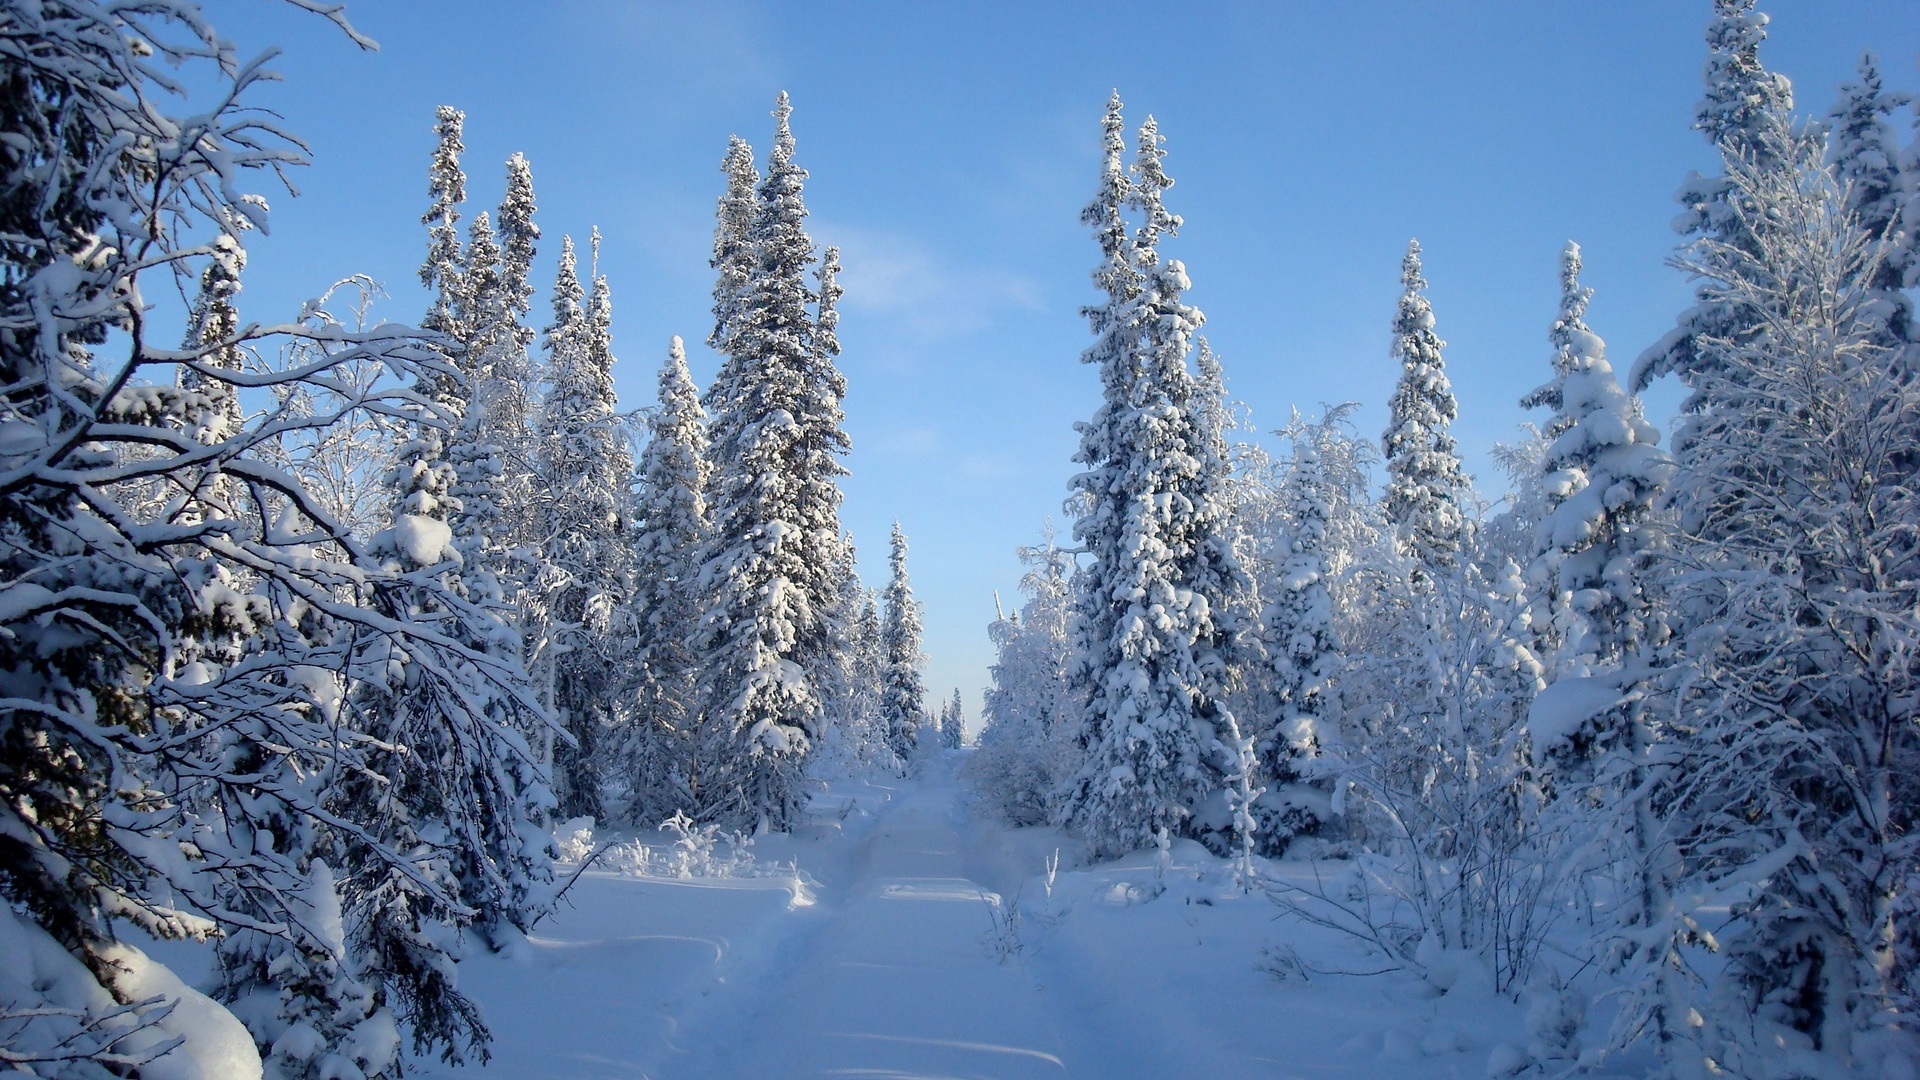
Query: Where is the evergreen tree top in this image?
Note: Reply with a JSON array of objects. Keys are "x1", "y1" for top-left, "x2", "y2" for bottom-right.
[
  {"x1": 585, "y1": 229, "x2": 618, "y2": 395},
  {"x1": 1382, "y1": 238, "x2": 1470, "y2": 567},
  {"x1": 548, "y1": 233, "x2": 584, "y2": 344},
  {"x1": 657, "y1": 335, "x2": 705, "y2": 423},
  {"x1": 884, "y1": 521, "x2": 924, "y2": 658},
  {"x1": 465, "y1": 210, "x2": 501, "y2": 312},
  {"x1": 1521, "y1": 241, "x2": 1594, "y2": 424},
  {"x1": 1081, "y1": 91, "x2": 1137, "y2": 309},
  {"x1": 498, "y1": 151, "x2": 540, "y2": 323},
  {"x1": 754, "y1": 91, "x2": 815, "y2": 282},
  {"x1": 709, "y1": 135, "x2": 759, "y2": 355},
  {"x1": 421, "y1": 105, "x2": 468, "y2": 342},
  {"x1": 1387, "y1": 240, "x2": 1450, "y2": 391},
  {"x1": 1128, "y1": 115, "x2": 1180, "y2": 259},
  {"x1": 422, "y1": 104, "x2": 466, "y2": 294},
  {"x1": 1697, "y1": 0, "x2": 1794, "y2": 152},
  {"x1": 816, "y1": 245, "x2": 843, "y2": 360},
  {"x1": 1828, "y1": 53, "x2": 1915, "y2": 297}
]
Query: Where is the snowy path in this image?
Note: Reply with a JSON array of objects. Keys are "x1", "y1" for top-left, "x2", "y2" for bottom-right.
[
  {"x1": 428, "y1": 757, "x2": 1551, "y2": 1080},
  {"x1": 647, "y1": 769, "x2": 1063, "y2": 1077},
  {"x1": 649, "y1": 762, "x2": 1165, "y2": 1080}
]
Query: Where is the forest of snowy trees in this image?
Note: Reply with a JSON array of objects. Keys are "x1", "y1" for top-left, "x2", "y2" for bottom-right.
[
  {"x1": 2, "y1": 0, "x2": 1916, "y2": 1078},
  {"x1": 972, "y1": 3, "x2": 1920, "y2": 1076},
  {"x1": 0, "y1": 2, "x2": 948, "y2": 1076}
]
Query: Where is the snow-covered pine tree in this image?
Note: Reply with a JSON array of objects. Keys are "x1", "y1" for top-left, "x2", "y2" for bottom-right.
[
  {"x1": 627, "y1": 336, "x2": 711, "y2": 823},
  {"x1": 479, "y1": 152, "x2": 542, "y2": 564},
  {"x1": 444, "y1": 209, "x2": 515, "y2": 597},
  {"x1": 694, "y1": 94, "x2": 847, "y2": 830},
  {"x1": 1055, "y1": 100, "x2": 1249, "y2": 857},
  {"x1": 535, "y1": 230, "x2": 634, "y2": 823},
  {"x1": 793, "y1": 238, "x2": 853, "y2": 707},
  {"x1": 1522, "y1": 243, "x2": 1675, "y2": 694},
  {"x1": 1255, "y1": 432, "x2": 1340, "y2": 852},
  {"x1": 180, "y1": 231, "x2": 248, "y2": 447},
  {"x1": 1630, "y1": 0, "x2": 1809, "y2": 427},
  {"x1": 1827, "y1": 53, "x2": 1914, "y2": 351},
  {"x1": 939, "y1": 688, "x2": 965, "y2": 749},
  {"x1": 1381, "y1": 239, "x2": 1472, "y2": 573},
  {"x1": 816, "y1": 532, "x2": 893, "y2": 770},
  {"x1": 421, "y1": 104, "x2": 468, "y2": 343},
  {"x1": 880, "y1": 522, "x2": 928, "y2": 768},
  {"x1": 1624, "y1": 116, "x2": 1920, "y2": 1078},
  {"x1": 707, "y1": 135, "x2": 758, "y2": 377},
  {"x1": 1515, "y1": 243, "x2": 1681, "y2": 1059},
  {"x1": 497, "y1": 152, "x2": 542, "y2": 358},
  {"x1": 334, "y1": 112, "x2": 559, "y2": 1060}
]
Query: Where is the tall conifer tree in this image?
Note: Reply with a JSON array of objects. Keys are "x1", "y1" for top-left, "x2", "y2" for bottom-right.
[
  {"x1": 695, "y1": 93, "x2": 849, "y2": 830},
  {"x1": 628, "y1": 337, "x2": 711, "y2": 822},
  {"x1": 1056, "y1": 99, "x2": 1248, "y2": 856},
  {"x1": 536, "y1": 232, "x2": 634, "y2": 822},
  {"x1": 1380, "y1": 240, "x2": 1471, "y2": 572}
]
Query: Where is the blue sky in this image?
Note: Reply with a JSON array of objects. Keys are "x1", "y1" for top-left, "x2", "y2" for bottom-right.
[{"x1": 205, "y1": 1, "x2": 1917, "y2": 733}]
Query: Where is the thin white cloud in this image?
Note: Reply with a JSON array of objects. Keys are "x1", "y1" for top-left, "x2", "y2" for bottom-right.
[{"x1": 819, "y1": 222, "x2": 1044, "y2": 340}]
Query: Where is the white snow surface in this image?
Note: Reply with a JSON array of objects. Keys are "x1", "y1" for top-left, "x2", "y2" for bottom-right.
[{"x1": 408, "y1": 751, "x2": 1659, "y2": 1079}]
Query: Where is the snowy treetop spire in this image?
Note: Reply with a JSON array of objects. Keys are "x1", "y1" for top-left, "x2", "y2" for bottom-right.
[{"x1": 1381, "y1": 238, "x2": 1470, "y2": 570}]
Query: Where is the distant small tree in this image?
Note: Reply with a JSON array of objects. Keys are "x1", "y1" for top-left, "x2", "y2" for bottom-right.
[{"x1": 880, "y1": 522, "x2": 928, "y2": 768}]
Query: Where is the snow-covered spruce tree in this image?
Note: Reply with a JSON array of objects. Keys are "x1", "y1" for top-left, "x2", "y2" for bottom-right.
[
  {"x1": 1630, "y1": 0, "x2": 1809, "y2": 426},
  {"x1": 1621, "y1": 120, "x2": 1920, "y2": 1078},
  {"x1": 813, "y1": 539, "x2": 891, "y2": 774},
  {"x1": 1254, "y1": 432, "x2": 1340, "y2": 853},
  {"x1": 1827, "y1": 53, "x2": 1914, "y2": 351},
  {"x1": 443, "y1": 210, "x2": 515, "y2": 597},
  {"x1": 421, "y1": 104, "x2": 468, "y2": 334},
  {"x1": 1189, "y1": 334, "x2": 1270, "y2": 756},
  {"x1": 795, "y1": 239, "x2": 853, "y2": 680},
  {"x1": 0, "y1": 7, "x2": 551, "y2": 1075},
  {"x1": 347, "y1": 413, "x2": 557, "y2": 1066},
  {"x1": 180, "y1": 231, "x2": 248, "y2": 447},
  {"x1": 535, "y1": 231, "x2": 634, "y2": 823},
  {"x1": 326, "y1": 98, "x2": 556, "y2": 1071},
  {"x1": 626, "y1": 336, "x2": 711, "y2": 823},
  {"x1": 694, "y1": 94, "x2": 848, "y2": 830},
  {"x1": 939, "y1": 688, "x2": 965, "y2": 750},
  {"x1": 1055, "y1": 100, "x2": 1249, "y2": 857},
  {"x1": 479, "y1": 153, "x2": 542, "y2": 564},
  {"x1": 1513, "y1": 244, "x2": 1682, "y2": 1061},
  {"x1": 1522, "y1": 243, "x2": 1675, "y2": 693},
  {"x1": 969, "y1": 529, "x2": 1079, "y2": 826},
  {"x1": 706, "y1": 135, "x2": 758, "y2": 380},
  {"x1": 497, "y1": 152, "x2": 543, "y2": 365},
  {"x1": 1381, "y1": 239, "x2": 1472, "y2": 573},
  {"x1": 880, "y1": 522, "x2": 928, "y2": 768}
]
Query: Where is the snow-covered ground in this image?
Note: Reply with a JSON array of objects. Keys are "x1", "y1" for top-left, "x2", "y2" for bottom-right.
[{"x1": 414, "y1": 751, "x2": 1661, "y2": 1080}]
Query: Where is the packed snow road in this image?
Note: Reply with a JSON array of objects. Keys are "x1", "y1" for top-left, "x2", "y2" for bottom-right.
[
  {"x1": 426, "y1": 754, "x2": 1566, "y2": 1080},
  {"x1": 647, "y1": 764, "x2": 1085, "y2": 1079}
]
